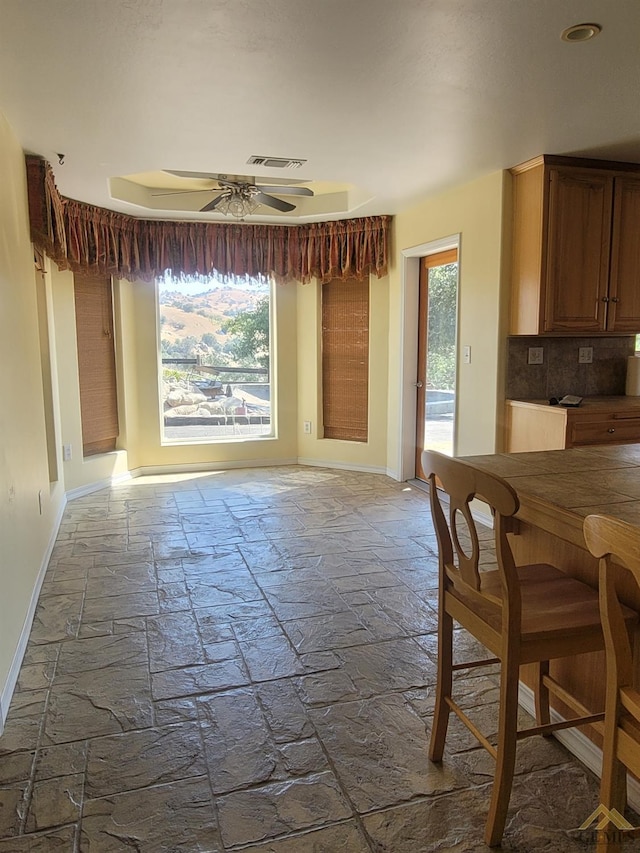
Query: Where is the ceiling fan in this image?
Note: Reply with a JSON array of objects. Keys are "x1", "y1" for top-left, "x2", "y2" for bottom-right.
[{"x1": 153, "y1": 170, "x2": 314, "y2": 218}]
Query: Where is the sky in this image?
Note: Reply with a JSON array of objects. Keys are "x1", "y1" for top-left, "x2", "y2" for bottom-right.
[{"x1": 158, "y1": 272, "x2": 269, "y2": 296}]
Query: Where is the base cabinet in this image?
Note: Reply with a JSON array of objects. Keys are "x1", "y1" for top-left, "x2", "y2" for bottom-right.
[{"x1": 505, "y1": 398, "x2": 640, "y2": 452}]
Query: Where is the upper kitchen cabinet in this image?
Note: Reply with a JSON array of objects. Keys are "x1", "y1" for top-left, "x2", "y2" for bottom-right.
[
  {"x1": 509, "y1": 155, "x2": 640, "y2": 335},
  {"x1": 609, "y1": 176, "x2": 640, "y2": 332}
]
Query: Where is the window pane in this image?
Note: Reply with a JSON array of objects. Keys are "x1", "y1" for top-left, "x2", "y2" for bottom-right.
[
  {"x1": 159, "y1": 273, "x2": 272, "y2": 443},
  {"x1": 424, "y1": 261, "x2": 458, "y2": 456}
]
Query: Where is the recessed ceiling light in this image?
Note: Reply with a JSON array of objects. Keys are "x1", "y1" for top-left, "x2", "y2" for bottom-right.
[{"x1": 561, "y1": 23, "x2": 602, "y2": 42}]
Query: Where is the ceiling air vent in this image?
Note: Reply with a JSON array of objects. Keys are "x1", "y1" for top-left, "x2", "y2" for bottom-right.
[{"x1": 247, "y1": 156, "x2": 306, "y2": 169}]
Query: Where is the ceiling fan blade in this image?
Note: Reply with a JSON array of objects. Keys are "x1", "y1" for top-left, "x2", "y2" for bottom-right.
[
  {"x1": 254, "y1": 192, "x2": 296, "y2": 212},
  {"x1": 164, "y1": 169, "x2": 219, "y2": 180},
  {"x1": 256, "y1": 185, "x2": 314, "y2": 197},
  {"x1": 200, "y1": 194, "x2": 227, "y2": 212},
  {"x1": 152, "y1": 188, "x2": 217, "y2": 197}
]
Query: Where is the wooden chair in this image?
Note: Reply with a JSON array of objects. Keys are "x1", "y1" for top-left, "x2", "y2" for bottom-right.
[
  {"x1": 584, "y1": 513, "x2": 640, "y2": 853},
  {"x1": 424, "y1": 450, "x2": 612, "y2": 847}
]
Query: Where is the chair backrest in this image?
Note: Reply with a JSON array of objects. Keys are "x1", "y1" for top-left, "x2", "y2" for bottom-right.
[
  {"x1": 422, "y1": 450, "x2": 520, "y2": 615},
  {"x1": 584, "y1": 514, "x2": 640, "y2": 689}
]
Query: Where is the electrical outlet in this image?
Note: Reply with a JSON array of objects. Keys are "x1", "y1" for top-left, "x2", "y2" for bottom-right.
[
  {"x1": 303, "y1": 421, "x2": 312, "y2": 434},
  {"x1": 463, "y1": 345, "x2": 471, "y2": 364},
  {"x1": 578, "y1": 347, "x2": 593, "y2": 364},
  {"x1": 63, "y1": 444, "x2": 72, "y2": 461},
  {"x1": 528, "y1": 347, "x2": 544, "y2": 365}
]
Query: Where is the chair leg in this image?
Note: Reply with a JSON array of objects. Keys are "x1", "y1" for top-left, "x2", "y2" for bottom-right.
[
  {"x1": 429, "y1": 607, "x2": 453, "y2": 763},
  {"x1": 485, "y1": 653, "x2": 520, "y2": 847},
  {"x1": 595, "y1": 828, "x2": 622, "y2": 853},
  {"x1": 534, "y1": 660, "x2": 551, "y2": 735},
  {"x1": 598, "y1": 703, "x2": 627, "y2": 853}
]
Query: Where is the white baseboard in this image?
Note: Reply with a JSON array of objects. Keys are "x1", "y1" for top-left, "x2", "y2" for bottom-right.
[
  {"x1": 136, "y1": 458, "x2": 299, "y2": 478},
  {"x1": 518, "y1": 682, "x2": 640, "y2": 813},
  {"x1": 69, "y1": 458, "x2": 390, "y2": 494},
  {"x1": 65, "y1": 470, "x2": 133, "y2": 501},
  {"x1": 0, "y1": 494, "x2": 67, "y2": 732},
  {"x1": 297, "y1": 457, "x2": 388, "y2": 476}
]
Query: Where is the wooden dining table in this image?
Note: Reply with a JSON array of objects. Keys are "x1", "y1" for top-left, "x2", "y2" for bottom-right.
[{"x1": 460, "y1": 443, "x2": 640, "y2": 753}]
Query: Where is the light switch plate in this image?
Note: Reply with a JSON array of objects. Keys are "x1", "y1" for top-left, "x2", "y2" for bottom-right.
[{"x1": 528, "y1": 347, "x2": 544, "y2": 365}]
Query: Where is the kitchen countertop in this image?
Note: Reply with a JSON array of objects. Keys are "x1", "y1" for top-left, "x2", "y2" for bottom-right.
[
  {"x1": 461, "y1": 444, "x2": 640, "y2": 540},
  {"x1": 506, "y1": 396, "x2": 640, "y2": 412}
]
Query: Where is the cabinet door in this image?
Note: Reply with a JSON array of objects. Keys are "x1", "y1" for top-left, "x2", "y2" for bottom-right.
[
  {"x1": 608, "y1": 176, "x2": 640, "y2": 332},
  {"x1": 543, "y1": 168, "x2": 613, "y2": 332}
]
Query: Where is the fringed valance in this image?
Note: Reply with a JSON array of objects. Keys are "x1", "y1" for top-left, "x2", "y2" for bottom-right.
[{"x1": 25, "y1": 157, "x2": 389, "y2": 284}]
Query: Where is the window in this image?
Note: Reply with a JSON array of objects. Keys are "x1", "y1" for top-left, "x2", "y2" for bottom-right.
[
  {"x1": 322, "y1": 277, "x2": 369, "y2": 442},
  {"x1": 159, "y1": 273, "x2": 272, "y2": 442},
  {"x1": 74, "y1": 274, "x2": 119, "y2": 456}
]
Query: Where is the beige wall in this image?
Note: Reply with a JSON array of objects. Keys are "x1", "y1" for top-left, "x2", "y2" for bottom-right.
[
  {"x1": 0, "y1": 113, "x2": 66, "y2": 722},
  {"x1": 387, "y1": 170, "x2": 508, "y2": 477}
]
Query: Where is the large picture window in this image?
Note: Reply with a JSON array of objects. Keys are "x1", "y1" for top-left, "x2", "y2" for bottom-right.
[{"x1": 159, "y1": 273, "x2": 272, "y2": 442}]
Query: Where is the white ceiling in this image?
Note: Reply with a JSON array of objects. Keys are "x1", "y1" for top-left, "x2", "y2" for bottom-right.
[{"x1": 1, "y1": 0, "x2": 639, "y2": 223}]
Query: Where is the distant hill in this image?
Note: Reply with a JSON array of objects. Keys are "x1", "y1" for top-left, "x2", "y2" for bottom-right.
[{"x1": 160, "y1": 288, "x2": 263, "y2": 344}]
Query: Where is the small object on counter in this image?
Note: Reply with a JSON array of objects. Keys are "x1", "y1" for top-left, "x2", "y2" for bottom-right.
[
  {"x1": 626, "y1": 355, "x2": 640, "y2": 396},
  {"x1": 558, "y1": 395, "x2": 583, "y2": 407}
]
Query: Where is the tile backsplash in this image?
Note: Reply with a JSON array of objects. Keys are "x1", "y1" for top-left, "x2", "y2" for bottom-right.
[{"x1": 506, "y1": 336, "x2": 636, "y2": 400}]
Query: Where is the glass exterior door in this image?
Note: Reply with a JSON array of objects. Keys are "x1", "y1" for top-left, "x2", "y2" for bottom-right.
[{"x1": 415, "y1": 249, "x2": 458, "y2": 481}]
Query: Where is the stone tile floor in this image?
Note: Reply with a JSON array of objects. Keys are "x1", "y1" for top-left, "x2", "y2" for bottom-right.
[{"x1": 0, "y1": 465, "x2": 610, "y2": 851}]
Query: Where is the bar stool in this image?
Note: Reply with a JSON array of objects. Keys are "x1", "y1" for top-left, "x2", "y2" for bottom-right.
[
  {"x1": 584, "y1": 513, "x2": 640, "y2": 853},
  {"x1": 423, "y1": 450, "x2": 616, "y2": 846}
]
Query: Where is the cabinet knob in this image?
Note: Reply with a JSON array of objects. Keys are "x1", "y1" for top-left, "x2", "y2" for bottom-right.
[
  {"x1": 602, "y1": 296, "x2": 610, "y2": 303},
  {"x1": 607, "y1": 428, "x2": 615, "y2": 433},
  {"x1": 611, "y1": 297, "x2": 620, "y2": 303}
]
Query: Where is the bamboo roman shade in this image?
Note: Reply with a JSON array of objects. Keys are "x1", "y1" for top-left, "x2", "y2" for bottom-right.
[
  {"x1": 74, "y1": 274, "x2": 119, "y2": 456},
  {"x1": 322, "y1": 277, "x2": 369, "y2": 442}
]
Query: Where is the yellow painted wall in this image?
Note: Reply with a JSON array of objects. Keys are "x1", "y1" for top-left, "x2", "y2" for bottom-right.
[
  {"x1": 296, "y1": 277, "x2": 390, "y2": 474},
  {"x1": 0, "y1": 113, "x2": 66, "y2": 718},
  {"x1": 388, "y1": 171, "x2": 508, "y2": 475}
]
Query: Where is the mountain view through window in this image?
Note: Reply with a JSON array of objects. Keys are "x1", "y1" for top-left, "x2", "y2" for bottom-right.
[{"x1": 158, "y1": 273, "x2": 272, "y2": 442}]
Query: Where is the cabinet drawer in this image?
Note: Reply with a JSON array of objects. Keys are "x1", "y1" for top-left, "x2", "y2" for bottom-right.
[{"x1": 570, "y1": 418, "x2": 640, "y2": 446}]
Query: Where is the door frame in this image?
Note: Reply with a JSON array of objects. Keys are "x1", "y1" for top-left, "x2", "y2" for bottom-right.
[{"x1": 396, "y1": 234, "x2": 461, "y2": 482}]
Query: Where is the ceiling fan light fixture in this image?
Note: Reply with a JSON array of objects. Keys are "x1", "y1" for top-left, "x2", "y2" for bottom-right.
[
  {"x1": 561, "y1": 22, "x2": 601, "y2": 42},
  {"x1": 216, "y1": 189, "x2": 259, "y2": 220}
]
